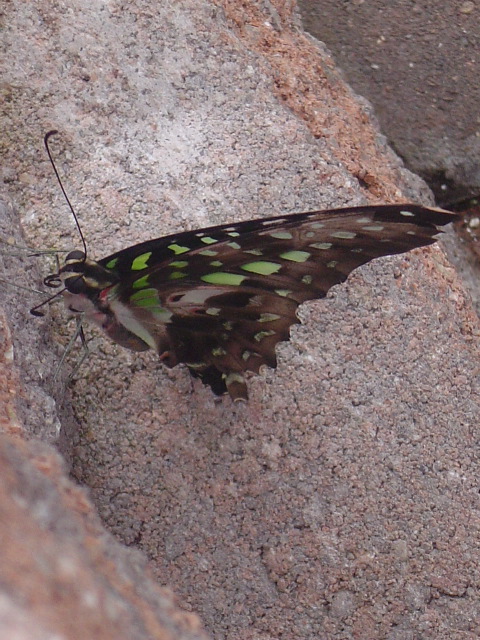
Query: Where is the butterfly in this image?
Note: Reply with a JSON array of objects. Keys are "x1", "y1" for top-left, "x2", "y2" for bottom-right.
[{"x1": 45, "y1": 203, "x2": 457, "y2": 401}]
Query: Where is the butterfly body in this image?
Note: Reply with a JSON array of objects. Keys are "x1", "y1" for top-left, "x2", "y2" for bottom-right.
[{"x1": 53, "y1": 204, "x2": 457, "y2": 400}]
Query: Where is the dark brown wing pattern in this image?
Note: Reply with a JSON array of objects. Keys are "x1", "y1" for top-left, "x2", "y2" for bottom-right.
[{"x1": 103, "y1": 204, "x2": 456, "y2": 400}]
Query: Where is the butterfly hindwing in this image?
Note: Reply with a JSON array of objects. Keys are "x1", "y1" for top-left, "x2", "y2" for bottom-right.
[{"x1": 85, "y1": 204, "x2": 456, "y2": 400}]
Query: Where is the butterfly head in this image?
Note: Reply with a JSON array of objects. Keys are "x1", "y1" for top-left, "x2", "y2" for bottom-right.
[{"x1": 43, "y1": 250, "x2": 118, "y2": 312}]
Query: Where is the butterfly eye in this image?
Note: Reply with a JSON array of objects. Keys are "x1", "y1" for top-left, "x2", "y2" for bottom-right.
[
  {"x1": 65, "y1": 250, "x2": 86, "y2": 262},
  {"x1": 64, "y1": 275, "x2": 87, "y2": 295}
]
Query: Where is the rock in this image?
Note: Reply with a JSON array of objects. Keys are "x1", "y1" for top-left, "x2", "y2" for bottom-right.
[
  {"x1": 299, "y1": 0, "x2": 480, "y2": 205},
  {"x1": 1, "y1": 1, "x2": 479, "y2": 639}
]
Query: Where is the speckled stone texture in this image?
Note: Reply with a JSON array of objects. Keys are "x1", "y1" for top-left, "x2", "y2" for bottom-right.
[
  {"x1": 1, "y1": 1, "x2": 479, "y2": 639},
  {"x1": 299, "y1": 0, "x2": 480, "y2": 205},
  {"x1": 0, "y1": 200, "x2": 210, "y2": 639}
]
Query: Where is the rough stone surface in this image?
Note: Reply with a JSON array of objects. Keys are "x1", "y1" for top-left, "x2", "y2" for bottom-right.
[
  {"x1": 0, "y1": 246, "x2": 209, "y2": 639},
  {"x1": 299, "y1": 0, "x2": 480, "y2": 205},
  {"x1": 1, "y1": 1, "x2": 480, "y2": 639},
  {"x1": 0, "y1": 434, "x2": 208, "y2": 640}
]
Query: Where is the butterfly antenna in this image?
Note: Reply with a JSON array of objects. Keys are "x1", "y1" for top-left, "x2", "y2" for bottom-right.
[{"x1": 44, "y1": 130, "x2": 88, "y2": 259}]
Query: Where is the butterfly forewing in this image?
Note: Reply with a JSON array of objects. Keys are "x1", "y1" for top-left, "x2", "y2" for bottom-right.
[{"x1": 87, "y1": 204, "x2": 456, "y2": 400}]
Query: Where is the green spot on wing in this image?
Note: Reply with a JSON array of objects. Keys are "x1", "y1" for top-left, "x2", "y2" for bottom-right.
[
  {"x1": 130, "y1": 288, "x2": 159, "y2": 308},
  {"x1": 254, "y1": 330, "x2": 276, "y2": 342},
  {"x1": 259, "y1": 313, "x2": 281, "y2": 322},
  {"x1": 105, "y1": 257, "x2": 119, "y2": 270},
  {"x1": 280, "y1": 250, "x2": 311, "y2": 262},
  {"x1": 201, "y1": 236, "x2": 218, "y2": 245},
  {"x1": 330, "y1": 231, "x2": 356, "y2": 239},
  {"x1": 198, "y1": 249, "x2": 218, "y2": 257},
  {"x1": 169, "y1": 260, "x2": 189, "y2": 268},
  {"x1": 227, "y1": 241, "x2": 241, "y2": 250},
  {"x1": 168, "y1": 243, "x2": 190, "y2": 255},
  {"x1": 241, "y1": 261, "x2": 281, "y2": 275},
  {"x1": 131, "y1": 252, "x2": 152, "y2": 270},
  {"x1": 268, "y1": 231, "x2": 293, "y2": 240},
  {"x1": 309, "y1": 242, "x2": 332, "y2": 250},
  {"x1": 132, "y1": 274, "x2": 150, "y2": 289},
  {"x1": 151, "y1": 307, "x2": 173, "y2": 321},
  {"x1": 169, "y1": 271, "x2": 188, "y2": 280},
  {"x1": 275, "y1": 289, "x2": 292, "y2": 297},
  {"x1": 201, "y1": 272, "x2": 246, "y2": 286}
]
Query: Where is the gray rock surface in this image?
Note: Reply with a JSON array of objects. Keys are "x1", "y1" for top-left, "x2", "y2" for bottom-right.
[
  {"x1": 299, "y1": 0, "x2": 480, "y2": 205},
  {"x1": 0, "y1": 204, "x2": 210, "y2": 639},
  {"x1": 1, "y1": 1, "x2": 479, "y2": 639}
]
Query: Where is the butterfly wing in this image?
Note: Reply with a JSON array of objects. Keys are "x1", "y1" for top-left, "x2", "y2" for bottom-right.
[{"x1": 96, "y1": 204, "x2": 456, "y2": 400}]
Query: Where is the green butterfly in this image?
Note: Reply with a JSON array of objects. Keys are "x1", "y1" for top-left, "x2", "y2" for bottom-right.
[{"x1": 45, "y1": 203, "x2": 456, "y2": 400}]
